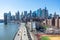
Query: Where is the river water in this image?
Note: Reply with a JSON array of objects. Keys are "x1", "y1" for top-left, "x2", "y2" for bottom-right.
[{"x1": 0, "y1": 23, "x2": 20, "y2": 40}]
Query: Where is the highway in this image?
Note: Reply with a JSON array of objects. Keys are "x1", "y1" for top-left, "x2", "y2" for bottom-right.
[
  {"x1": 14, "y1": 22, "x2": 37, "y2": 40},
  {"x1": 14, "y1": 23, "x2": 29, "y2": 40}
]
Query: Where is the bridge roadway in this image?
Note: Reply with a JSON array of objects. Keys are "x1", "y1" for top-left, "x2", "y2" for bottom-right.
[
  {"x1": 14, "y1": 23, "x2": 29, "y2": 40},
  {"x1": 14, "y1": 22, "x2": 37, "y2": 40}
]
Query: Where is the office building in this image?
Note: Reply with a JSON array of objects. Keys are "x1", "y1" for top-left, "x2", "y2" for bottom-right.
[
  {"x1": 48, "y1": 14, "x2": 52, "y2": 19},
  {"x1": 32, "y1": 11, "x2": 37, "y2": 18},
  {"x1": 24, "y1": 11, "x2": 27, "y2": 17},
  {"x1": 29, "y1": 10, "x2": 32, "y2": 18},
  {"x1": 42, "y1": 7, "x2": 48, "y2": 19},
  {"x1": 20, "y1": 12, "x2": 24, "y2": 21},
  {"x1": 36, "y1": 8, "x2": 42, "y2": 18},
  {"x1": 11, "y1": 15, "x2": 15, "y2": 20},
  {"x1": 4, "y1": 13, "x2": 7, "y2": 25},
  {"x1": 7, "y1": 12, "x2": 11, "y2": 23},
  {"x1": 16, "y1": 11, "x2": 20, "y2": 20}
]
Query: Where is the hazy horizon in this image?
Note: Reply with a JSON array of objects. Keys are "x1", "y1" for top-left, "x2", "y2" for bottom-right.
[{"x1": 0, "y1": 0, "x2": 60, "y2": 19}]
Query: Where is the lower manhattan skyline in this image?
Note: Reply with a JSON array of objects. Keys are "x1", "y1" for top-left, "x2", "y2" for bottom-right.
[
  {"x1": 0, "y1": 0, "x2": 60, "y2": 40},
  {"x1": 0, "y1": 0, "x2": 60, "y2": 19}
]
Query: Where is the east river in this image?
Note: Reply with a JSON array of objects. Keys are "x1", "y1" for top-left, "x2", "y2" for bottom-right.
[{"x1": 0, "y1": 23, "x2": 20, "y2": 40}]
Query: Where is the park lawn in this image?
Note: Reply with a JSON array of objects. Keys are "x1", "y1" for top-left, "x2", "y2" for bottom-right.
[{"x1": 41, "y1": 36, "x2": 50, "y2": 40}]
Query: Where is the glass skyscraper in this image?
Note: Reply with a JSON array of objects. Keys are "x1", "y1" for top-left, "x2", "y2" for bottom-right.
[
  {"x1": 36, "y1": 8, "x2": 42, "y2": 18},
  {"x1": 16, "y1": 11, "x2": 20, "y2": 20},
  {"x1": 4, "y1": 13, "x2": 7, "y2": 24},
  {"x1": 7, "y1": 12, "x2": 11, "y2": 23},
  {"x1": 42, "y1": 7, "x2": 48, "y2": 19}
]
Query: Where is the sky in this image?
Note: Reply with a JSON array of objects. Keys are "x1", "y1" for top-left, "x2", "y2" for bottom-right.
[{"x1": 0, "y1": 0, "x2": 60, "y2": 19}]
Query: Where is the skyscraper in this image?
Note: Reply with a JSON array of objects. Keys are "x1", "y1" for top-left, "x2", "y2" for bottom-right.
[
  {"x1": 16, "y1": 11, "x2": 20, "y2": 20},
  {"x1": 32, "y1": 11, "x2": 36, "y2": 18},
  {"x1": 23, "y1": 11, "x2": 27, "y2": 21},
  {"x1": 20, "y1": 12, "x2": 24, "y2": 21},
  {"x1": 4, "y1": 13, "x2": 7, "y2": 25},
  {"x1": 29, "y1": 10, "x2": 32, "y2": 18},
  {"x1": 36, "y1": 8, "x2": 42, "y2": 18},
  {"x1": 11, "y1": 15, "x2": 15, "y2": 20},
  {"x1": 42, "y1": 7, "x2": 48, "y2": 19},
  {"x1": 7, "y1": 11, "x2": 11, "y2": 23},
  {"x1": 24, "y1": 11, "x2": 27, "y2": 17},
  {"x1": 27, "y1": 10, "x2": 32, "y2": 19}
]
